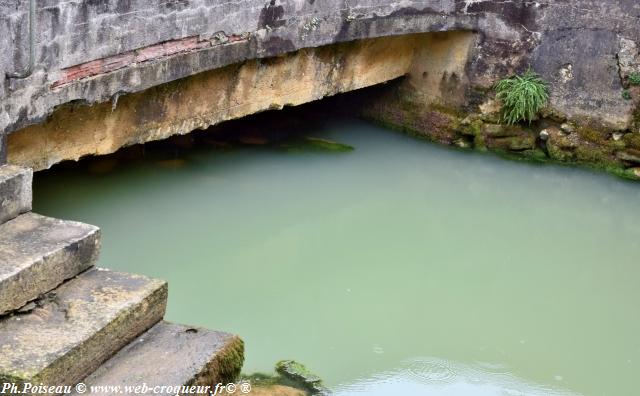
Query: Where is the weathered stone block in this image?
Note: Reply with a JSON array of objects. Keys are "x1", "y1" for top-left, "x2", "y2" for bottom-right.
[
  {"x1": 0, "y1": 165, "x2": 32, "y2": 224},
  {"x1": 0, "y1": 212, "x2": 100, "y2": 315},
  {"x1": 69, "y1": 322, "x2": 244, "y2": 395},
  {"x1": 486, "y1": 135, "x2": 537, "y2": 151},
  {"x1": 0, "y1": 268, "x2": 167, "y2": 391}
]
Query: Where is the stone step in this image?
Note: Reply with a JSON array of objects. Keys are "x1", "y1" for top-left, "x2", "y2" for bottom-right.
[
  {"x1": 0, "y1": 165, "x2": 32, "y2": 224},
  {"x1": 0, "y1": 268, "x2": 168, "y2": 390},
  {"x1": 0, "y1": 212, "x2": 101, "y2": 315},
  {"x1": 68, "y1": 321, "x2": 244, "y2": 396}
]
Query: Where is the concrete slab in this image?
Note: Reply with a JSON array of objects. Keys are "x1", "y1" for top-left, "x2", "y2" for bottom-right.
[
  {"x1": 70, "y1": 322, "x2": 244, "y2": 396},
  {"x1": 0, "y1": 165, "x2": 32, "y2": 224},
  {"x1": 0, "y1": 212, "x2": 100, "y2": 315},
  {"x1": 0, "y1": 268, "x2": 167, "y2": 390}
]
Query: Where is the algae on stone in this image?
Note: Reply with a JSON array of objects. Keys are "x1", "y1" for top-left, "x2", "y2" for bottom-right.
[{"x1": 275, "y1": 360, "x2": 330, "y2": 395}]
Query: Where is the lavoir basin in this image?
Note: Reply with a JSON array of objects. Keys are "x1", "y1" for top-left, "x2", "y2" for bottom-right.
[{"x1": 33, "y1": 112, "x2": 640, "y2": 396}]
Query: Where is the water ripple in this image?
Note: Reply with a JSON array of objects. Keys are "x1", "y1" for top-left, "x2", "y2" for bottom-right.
[
  {"x1": 334, "y1": 357, "x2": 581, "y2": 396},
  {"x1": 404, "y1": 357, "x2": 457, "y2": 384}
]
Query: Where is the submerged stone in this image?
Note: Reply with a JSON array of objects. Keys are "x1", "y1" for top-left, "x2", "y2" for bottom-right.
[
  {"x1": 275, "y1": 360, "x2": 330, "y2": 395},
  {"x1": 303, "y1": 137, "x2": 354, "y2": 152},
  {"x1": 155, "y1": 158, "x2": 188, "y2": 168}
]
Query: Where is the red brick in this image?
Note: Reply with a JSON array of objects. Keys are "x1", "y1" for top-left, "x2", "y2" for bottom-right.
[
  {"x1": 134, "y1": 44, "x2": 167, "y2": 63},
  {"x1": 162, "y1": 36, "x2": 199, "y2": 55},
  {"x1": 101, "y1": 52, "x2": 135, "y2": 73},
  {"x1": 52, "y1": 35, "x2": 215, "y2": 89},
  {"x1": 65, "y1": 59, "x2": 104, "y2": 79}
]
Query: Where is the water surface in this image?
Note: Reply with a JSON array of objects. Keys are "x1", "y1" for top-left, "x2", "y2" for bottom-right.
[{"x1": 34, "y1": 116, "x2": 640, "y2": 396}]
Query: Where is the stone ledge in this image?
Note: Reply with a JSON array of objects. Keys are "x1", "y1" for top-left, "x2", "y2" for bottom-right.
[
  {"x1": 0, "y1": 212, "x2": 101, "y2": 315},
  {"x1": 0, "y1": 268, "x2": 167, "y2": 388},
  {"x1": 70, "y1": 321, "x2": 244, "y2": 395},
  {"x1": 0, "y1": 165, "x2": 32, "y2": 224}
]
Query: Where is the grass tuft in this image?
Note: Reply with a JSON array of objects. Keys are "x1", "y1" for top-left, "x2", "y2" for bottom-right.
[{"x1": 495, "y1": 69, "x2": 549, "y2": 125}]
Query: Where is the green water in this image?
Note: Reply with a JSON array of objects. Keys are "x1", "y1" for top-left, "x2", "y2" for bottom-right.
[{"x1": 33, "y1": 117, "x2": 640, "y2": 396}]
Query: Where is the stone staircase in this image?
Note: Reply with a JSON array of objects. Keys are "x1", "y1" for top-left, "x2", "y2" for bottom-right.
[{"x1": 0, "y1": 165, "x2": 244, "y2": 394}]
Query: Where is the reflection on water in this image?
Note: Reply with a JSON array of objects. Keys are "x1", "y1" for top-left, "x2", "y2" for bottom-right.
[
  {"x1": 33, "y1": 111, "x2": 640, "y2": 396},
  {"x1": 337, "y1": 358, "x2": 579, "y2": 395}
]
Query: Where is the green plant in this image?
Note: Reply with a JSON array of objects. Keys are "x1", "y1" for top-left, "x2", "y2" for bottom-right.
[
  {"x1": 629, "y1": 72, "x2": 640, "y2": 86},
  {"x1": 495, "y1": 69, "x2": 549, "y2": 125},
  {"x1": 623, "y1": 89, "x2": 632, "y2": 100}
]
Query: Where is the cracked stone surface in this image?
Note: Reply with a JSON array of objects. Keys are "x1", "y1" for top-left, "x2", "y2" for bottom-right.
[
  {"x1": 69, "y1": 322, "x2": 244, "y2": 396},
  {"x1": 0, "y1": 165, "x2": 31, "y2": 224},
  {"x1": 0, "y1": 212, "x2": 100, "y2": 315},
  {"x1": 0, "y1": 268, "x2": 167, "y2": 388}
]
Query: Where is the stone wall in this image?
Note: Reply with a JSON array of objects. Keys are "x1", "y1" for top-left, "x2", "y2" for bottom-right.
[
  {"x1": 362, "y1": 27, "x2": 640, "y2": 180},
  {"x1": 1, "y1": 0, "x2": 639, "y2": 172}
]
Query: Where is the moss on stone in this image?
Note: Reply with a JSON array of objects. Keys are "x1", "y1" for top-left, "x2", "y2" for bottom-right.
[
  {"x1": 632, "y1": 102, "x2": 640, "y2": 133},
  {"x1": 241, "y1": 372, "x2": 283, "y2": 387},
  {"x1": 622, "y1": 132, "x2": 640, "y2": 149},
  {"x1": 216, "y1": 337, "x2": 245, "y2": 383},
  {"x1": 577, "y1": 126, "x2": 609, "y2": 145},
  {"x1": 473, "y1": 134, "x2": 487, "y2": 151},
  {"x1": 276, "y1": 361, "x2": 317, "y2": 380},
  {"x1": 521, "y1": 148, "x2": 549, "y2": 162},
  {"x1": 459, "y1": 118, "x2": 483, "y2": 137},
  {"x1": 240, "y1": 360, "x2": 330, "y2": 395},
  {"x1": 585, "y1": 162, "x2": 638, "y2": 180},
  {"x1": 428, "y1": 102, "x2": 466, "y2": 119},
  {"x1": 469, "y1": 119, "x2": 484, "y2": 136},
  {"x1": 363, "y1": 90, "x2": 639, "y2": 181},
  {"x1": 275, "y1": 360, "x2": 329, "y2": 395},
  {"x1": 365, "y1": 96, "x2": 461, "y2": 145},
  {"x1": 539, "y1": 106, "x2": 568, "y2": 123},
  {"x1": 609, "y1": 138, "x2": 626, "y2": 150},
  {"x1": 574, "y1": 144, "x2": 611, "y2": 164},
  {"x1": 487, "y1": 135, "x2": 536, "y2": 151},
  {"x1": 547, "y1": 145, "x2": 574, "y2": 162}
]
